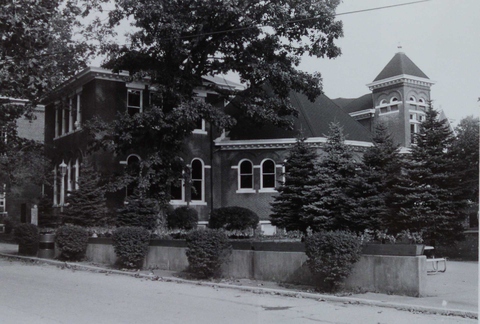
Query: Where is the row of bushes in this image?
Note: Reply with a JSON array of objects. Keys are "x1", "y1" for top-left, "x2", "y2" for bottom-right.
[
  {"x1": 12, "y1": 222, "x2": 361, "y2": 292},
  {"x1": 166, "y1": 206, "x2": 259, "y2": 233}
]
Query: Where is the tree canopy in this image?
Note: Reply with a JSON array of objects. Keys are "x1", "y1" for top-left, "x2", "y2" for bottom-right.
[
  {"x1": 92, "y1": 0, "x2": 343, "y2": 128},
  {"x1": 0, "y1": 0, "x2": 92, "y2": 103},
  {"x1": 87, "y1": 0, "x2": 344, "y2": 201}
]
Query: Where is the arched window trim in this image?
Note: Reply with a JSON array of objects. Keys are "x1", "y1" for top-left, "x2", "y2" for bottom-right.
[
  {"x1": 236, "y1": 159, "x2": 255, "y2": 193},
  {"x1": 390, "y1": 97, "x2": 399, "y2": 103},
  {"x1": 409, "y1": 96, "x2": 416, "y2": 102},
  {"x1": 259, "y1": 159, "x2": 277, "y2": 192}
]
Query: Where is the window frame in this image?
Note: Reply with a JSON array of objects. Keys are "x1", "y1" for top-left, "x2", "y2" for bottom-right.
[
  {"x1": 236, "y1": 159, "x2": 255, "y2": 193},
  {"x1": 127, "y1": 89, "x2": 143, "y2": 116},
  {"x1": 259, "y1": 159, "x2": 277, "y2": 192},
  {"x1": 190, "y1": 158, "x2": 206, "y2": 204}
]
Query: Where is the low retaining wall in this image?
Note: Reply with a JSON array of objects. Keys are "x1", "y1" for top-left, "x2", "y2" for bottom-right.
[{"x1": 86, "y1": 239, "x2": 426, "y2": 297}]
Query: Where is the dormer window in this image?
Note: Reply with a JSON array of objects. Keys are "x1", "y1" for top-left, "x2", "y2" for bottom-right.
[{"x1": 127, "y1": 89, "x2": 142, "y2": 116}]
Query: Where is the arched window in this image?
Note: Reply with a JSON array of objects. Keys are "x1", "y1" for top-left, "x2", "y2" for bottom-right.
[
  {"x1": 261, "y1": 159, "x2": 276, "y2": 190},
  {"x1": 409, "y1": 96, "x2": 416, "y2": 102},
  {"x1": 380, "y1": 99, "x2": 387, "y2": 105},
  {"x1": 190, "y1": 159, "x2": 204, "y2": 202},
  {"x1": 239, "y1": 160, "x2": 254, "y2": 190},
  {"x1": 390, "y1": 97, "x2": 399, "y2": 103},
  {"x1": 126, "y1": 155, "x2": 140, "y2": 198},
  {"x1": 418, "y1": 98, "x2": 426, "y2": 104}
]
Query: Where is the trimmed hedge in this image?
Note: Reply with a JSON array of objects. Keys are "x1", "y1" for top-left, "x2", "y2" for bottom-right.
[
  {"x1": 13, "y1": 223, "x2": 39, "y2": 256},
  {"x1": 208, "y1": 206, "x2": 259, "y2": 231},
  {"x1": 167, "y1": 206, "x2": 198, "y2": 230},
  {"x1": 55, "y1": 225, "x2": 89, "y2": 261},
  {"x1": 304, "y1": 231, "x2": 362, "y2": 291},
  {"x1": 112, "y1": 226, "x2": 150, "y2": 269},
  {"x1": 185, "y1": 229, "x2": 232, "y2": 278}
]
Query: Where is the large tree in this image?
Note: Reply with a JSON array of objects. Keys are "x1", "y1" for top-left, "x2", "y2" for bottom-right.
[
  {"x1": 345, "y1": 123, "x2": 403, "y2": 232},
  {"x1": 0, "y1": 0, "x2": 92, "y2": 207},
  {"x1": 87, "y1": 0, "x2": 344, "y2": 202},
  {"x1": 450, "y1": 116, "x2": 479, "y2": 227},
  {"x1": 0, "y1": 0, "x2": 92, "y2": 103},
  {"x1": 270, "y1": 137, "x2": 319, "y2": 234},
  {"x1": 391, "y1": 104, "x2": 466, "y2": 245},
  {"x1": 302, "y1": 122, "x2": 358, "y2": 232}
]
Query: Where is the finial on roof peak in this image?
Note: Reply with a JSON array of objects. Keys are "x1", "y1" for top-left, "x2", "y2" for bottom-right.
[{"x1": 397, "y1": 43, "x2": 404, "y2": 53}]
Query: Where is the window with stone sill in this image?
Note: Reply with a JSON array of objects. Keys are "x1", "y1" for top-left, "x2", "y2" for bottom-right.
[
  {"x1": 238, "y1": 160, "x2": 254, "y2": 192},
  {"x1": 260, "y1": 159, "x2": 276, "y2": 192},
  {"x1": 127, "y1": 89, "x2": 142, "y2": 116}
]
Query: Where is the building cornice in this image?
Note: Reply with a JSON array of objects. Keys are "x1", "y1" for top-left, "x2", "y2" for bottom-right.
[
  {"x1": 214, "y1": 137, "x2": 373, "y2": 151},
  {"x1": 367, "y1": 74, "x2": 435, "y2": 91}
]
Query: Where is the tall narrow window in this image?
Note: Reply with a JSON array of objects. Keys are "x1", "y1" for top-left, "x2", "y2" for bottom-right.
[
  {"x1": 127, "y1": 89, "x2": 142, "y2": 116},
  {"x1": 67, "y1": 160, "x2": 72, "y2": 192},
  {"x1": 126, "y1": 155, "x2": 140, "y2": 198},
  {"x1": 190, "y1": 159, "x2": 204, "y2": 202},
  {"x1": 239, "y1": 160, "x2": 253, "y2": 190},
  {"x1": 74, "y1": 158, "x2": 80, "y2": 190},
  {"x1": 261, "y1": 159, "x2": 276, "y2": 190}
]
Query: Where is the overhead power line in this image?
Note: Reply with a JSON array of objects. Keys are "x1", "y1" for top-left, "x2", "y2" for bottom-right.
[{"x1": 13, "y1": 0, "x2": 431, "y2": 60}]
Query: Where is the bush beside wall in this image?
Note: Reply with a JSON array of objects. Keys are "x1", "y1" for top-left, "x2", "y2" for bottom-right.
[
  {"x1": 112, "y1": 226, "x2": 150, "y2": 268},
  {"x1": 55, "y1": 225, "x2": 89, "y2": 261}
]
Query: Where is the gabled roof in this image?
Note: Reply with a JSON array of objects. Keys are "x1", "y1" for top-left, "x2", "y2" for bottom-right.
[
  {"x1": 342, "y1": 94, "x2": 373, "y2": 114},
  {"x1": 373, "y1": 52, "x2": 429, "y2": 82},
  {"x1": 331, "y1": 97, "x2": 356, "y2": 109},
  {"x1": 225, "y1": 91, "x2": 372, "y2": 142}
]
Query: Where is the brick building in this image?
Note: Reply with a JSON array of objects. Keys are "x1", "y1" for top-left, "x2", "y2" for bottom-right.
[
  {"x1": 42, "y1": 52, "x2": 436, "y2": 231},
  {"x1": 0, "y1": 98, "x2": 45, "y2": 221}
]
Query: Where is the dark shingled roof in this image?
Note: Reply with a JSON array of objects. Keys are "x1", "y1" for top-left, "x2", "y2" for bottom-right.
[
  {"x1": 225, "y1": 91, "x2": 372, "y2": 142},
  {"x1": 373, "y1": 52, "x2": 429, "y2": 82},
  {"x1": 342, "y1": 94, "x2": 373, "y2": 114},
  {"x1": 331, "y1": 97, "x2": 356, "y2": 109}
]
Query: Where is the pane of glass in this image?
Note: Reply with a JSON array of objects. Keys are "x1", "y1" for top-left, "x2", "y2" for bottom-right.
[
  {"x1": 128, "y1": 90, "x2": 141, "y2": 107},
  {"x1": 191, "y1": 160, "x2": 202, "y2": 179},
  {"x1": 263, "y1": 175, "x2": 275, "y2": 188},
  {"x1": 262, "y1": 160, "x2": 275, "y2": 173},
  {"x1": 240, "y1": 175, "x2": 253, "y2": 189},
  {"x1": 171, "y1": 181, "x2": 182, "y2": 200},
  {"x1": 240, "y1": 161, "x2": 252, "y2": 174},
  {"x1": 191, "y1": 180, "x2": 202, "y2": 200}
]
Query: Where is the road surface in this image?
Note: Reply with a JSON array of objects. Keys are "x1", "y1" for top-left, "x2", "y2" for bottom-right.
[{"x1": 0, "y1": 258, "x2": 475, "y2": 323}]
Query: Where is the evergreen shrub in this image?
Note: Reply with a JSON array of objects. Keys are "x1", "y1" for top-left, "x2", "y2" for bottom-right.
[
  {"x1": 185, "y1": 229, "x2": 232, "y2": 278},
  {"x1": 13, "y1": 223, "x2": 39, "y2": 256},
  {"x1": 304, "y1": 231, "x2": 362, "y2": 291},
  {"x1": 55, "y1": 225, "x2": 89, "y2": 261},
  {"x1": 112, "y1": 226, "x2": 150, "y2": 269},
  {"x1": 167, "y1": 206, "x2": 198, "y2": 230},
  {"x1": 208, "y1": 206, "x2": 259, "y2": 231},
  {"x1": 116, "y1": 195, "x2": 158, "y2": 230}
]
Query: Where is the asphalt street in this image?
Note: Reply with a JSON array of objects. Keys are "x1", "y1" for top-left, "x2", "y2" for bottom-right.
[{"x1": 0, "y1": 258, "x2": 476, "y2": 324}]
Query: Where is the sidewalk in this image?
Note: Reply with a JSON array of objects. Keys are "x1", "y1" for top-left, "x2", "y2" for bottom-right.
[{"x1": 0, "y1": 242, "x2": 477, "y2": 319}]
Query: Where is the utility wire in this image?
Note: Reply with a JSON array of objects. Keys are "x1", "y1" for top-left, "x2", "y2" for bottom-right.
[{"x1": 9, "y1": 0, "x2": 431, "y2": 60}]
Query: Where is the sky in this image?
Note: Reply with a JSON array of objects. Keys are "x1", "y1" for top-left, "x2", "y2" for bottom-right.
[
  {"x1": 89, "y1": 0, "x2": 479, "y2": 126},
  {"x1": 298, "y1": 0, "x2": 479, "y2": 126}
]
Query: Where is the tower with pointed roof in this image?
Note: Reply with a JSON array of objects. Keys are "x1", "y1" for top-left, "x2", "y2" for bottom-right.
[{"x1": 366, "y1": 52, "x2": 435, "y2": 147}]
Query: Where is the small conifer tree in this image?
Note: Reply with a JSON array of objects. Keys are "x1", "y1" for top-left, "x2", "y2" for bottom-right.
[
  {"x1": 62, "y1": 159, "x2": 110, "y2": 227},
  {"x1": 116, "y1": 192, "x2": 159, "y2": 230}
]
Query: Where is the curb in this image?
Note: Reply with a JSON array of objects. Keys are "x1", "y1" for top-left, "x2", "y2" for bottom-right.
[{"x1": 1, "y1": 252, "x2": 477, "y2": 320}]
